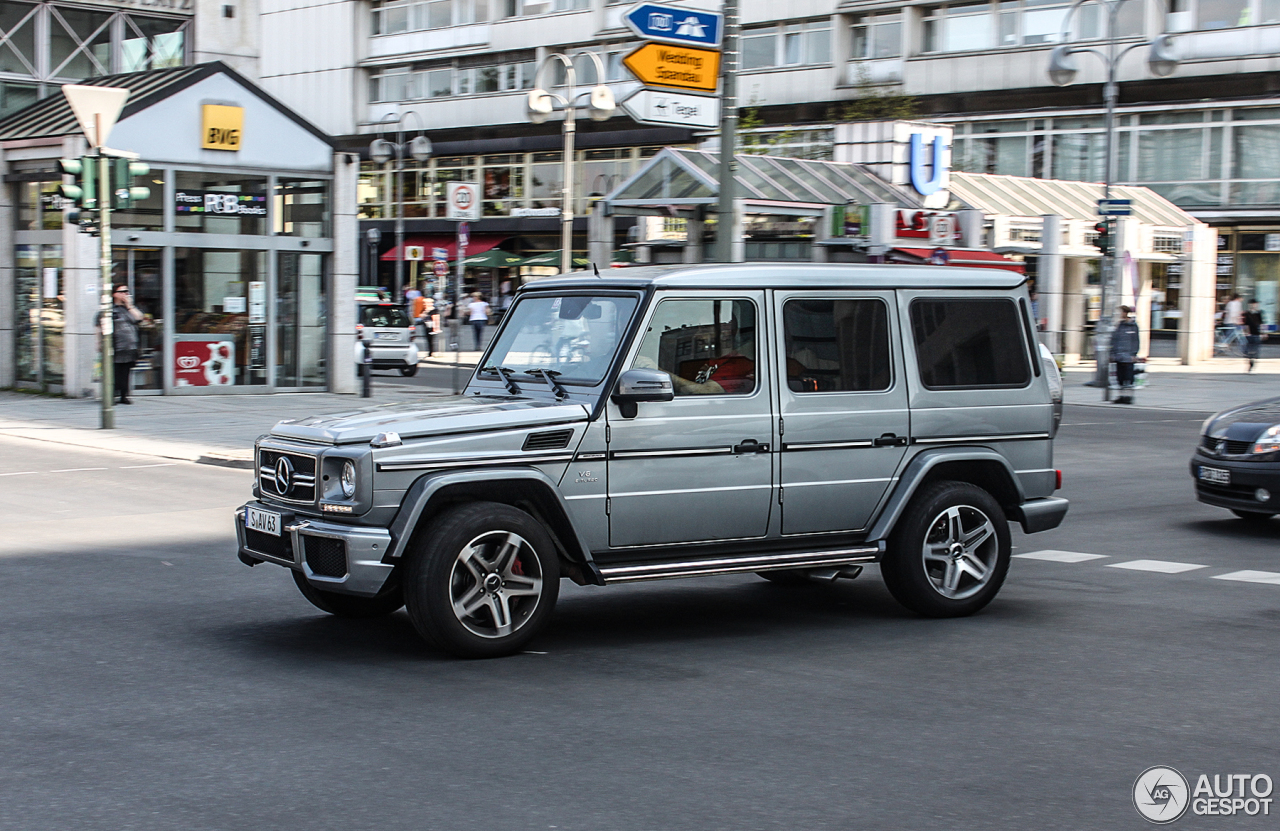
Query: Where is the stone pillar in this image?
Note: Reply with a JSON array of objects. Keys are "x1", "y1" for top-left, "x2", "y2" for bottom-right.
[
  {"x1": 1136, "y1": 260, "x2": 1154, "y2": 358},
  {"x1": 63, "y1": 228, "x2": 99, "y2": 399},
  {"x1": 730, "y1": 199, "x2": 746, "y2": 263},
  {"x1": 1039, "y1": 214, "x2": 1063, "y2": 353},
  {"x1": 867, "y1": 202, "x2": 895, "y2": 262},
  {"x1": 0, "y1": 148, "x2": 12, "y2": 389},
  {"x1": 1180, "y1": 222, "x2": 1217, "y2": 365},
  {"x1": 588, "y1": 202, "x2": 615, "y2": 268},
  {"x1": 1062, "y1": 257, "x2": 1085, "y2": 364},
  {"x1": 957, "y1": 209, "x2": 984, "y2": 249},
  {"x1": 682, "y1": 216, "x2": 703, "y2": 264},
  {"x1": 330, "y1": 151, "x2": 359, "y2": 394}
]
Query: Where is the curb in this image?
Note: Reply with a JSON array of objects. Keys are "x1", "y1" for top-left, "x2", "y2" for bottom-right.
[{"x1": 196, "y1": 452, "x2": 256, "y2": 469}]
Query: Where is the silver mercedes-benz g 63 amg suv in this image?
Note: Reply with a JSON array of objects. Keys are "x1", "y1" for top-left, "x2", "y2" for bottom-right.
[{"x1": 236, "y1": 264, "x2": 1068, "y2": 658}]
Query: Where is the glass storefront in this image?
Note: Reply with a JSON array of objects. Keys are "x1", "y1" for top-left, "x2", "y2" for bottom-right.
[
  {"x1": 277, "y1": 253, "x2": 327, "y2": 387},
  {"x1": 111, "y1": 247, "x2": 164, "y2": 390},
  {"x1": 174, "y1": 248, "x2": 268, "y2": 388},
  {"x1": 13, "y1": 244, "x2": 63, "y2": 389}
]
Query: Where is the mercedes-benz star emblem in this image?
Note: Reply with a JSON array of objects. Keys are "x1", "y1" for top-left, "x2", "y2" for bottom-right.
[{"x1": 274, "y1": 456, "x2": 294, "y2": 496}]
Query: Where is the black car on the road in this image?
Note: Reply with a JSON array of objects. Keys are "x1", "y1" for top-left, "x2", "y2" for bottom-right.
[{"x1": 1192, "y1": 397, "x2": 1280, "y2": 521}]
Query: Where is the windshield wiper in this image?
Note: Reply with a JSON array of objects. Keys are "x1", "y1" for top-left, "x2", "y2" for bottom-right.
[
  {"x1": 481, "y1": 365, "x2": 522, "y2": 395},
  {"x1": 524, "y1": 368, "x2": 569, "y2": 400}
]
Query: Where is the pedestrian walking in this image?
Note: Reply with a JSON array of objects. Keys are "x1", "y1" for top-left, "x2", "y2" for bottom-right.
[
  {"x1": 1111, "y1": 305, "x2": 1140, "y2": 405},
  {"x1": 1244, "y1": 299, "x2": 1264, "y2": 372},
  {"x1": 467, "y1": 292, "x2": 490, "y2": 351},
  {"x1": 1224, "y1": 293, "x2": 1244, "y2": 334},
  {"x1": 106, "y1": 284, "x2": 143, "y2": 404}
]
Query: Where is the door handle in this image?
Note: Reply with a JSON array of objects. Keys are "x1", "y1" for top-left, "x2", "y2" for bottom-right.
[
  {"x1": 872, "y1": 433, "x2": 909, "y2": 447},
  {"x1": 733, "y1": 439, "x2": 770, "y2": 454}
]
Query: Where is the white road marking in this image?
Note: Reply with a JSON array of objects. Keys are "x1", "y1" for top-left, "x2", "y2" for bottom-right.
[
  {"x1": 1213, "y1": 570, "x2": 1280, "y2": 585},
  {"x1": 48, "y1": 467, "x2": 108, "y2": 473},
  {"x1": 1108, "y1": 559, "x2": 1208, "y2": 574},
  {"x1": 1016, "y1": 550, "x2": 1109, "y2": 563},
  {"x1": 120, "y1": 463, "x2": 178, "y2": 469},
  {"x1": 0, "y1": 471, "x2": 38, "y2": 477}
]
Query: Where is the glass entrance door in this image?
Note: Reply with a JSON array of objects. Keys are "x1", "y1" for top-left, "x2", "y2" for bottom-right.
[
  {"x1": 111, "y1": 247, "x2": 164, "y2": 391},
  {"x1": 14, "y1": 244, "x2": 63, "y2": 391},
  {"x1": 277, "y1": 252, "x2": 327, "y2": 387},
  {"x1": 174, "y1": 248, "x2": 267, "y2": 389}
]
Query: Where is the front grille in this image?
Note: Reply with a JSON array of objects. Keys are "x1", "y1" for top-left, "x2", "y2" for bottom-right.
[
  {"x1": 258, "y1": 448, "x2": 318, "y2": 504},
  {"x1": 523, "y1": 429, "x2": 573, "y2": 451},
  {"x1": 1201, "y1": 436, "x2": 1252, "y2": 455},
  {"x1": 245, "y1": 527, "x2": 293, "y2": 562},
  {"x1": 304, "y1": 535, "x2": 347, "y2": 577}
]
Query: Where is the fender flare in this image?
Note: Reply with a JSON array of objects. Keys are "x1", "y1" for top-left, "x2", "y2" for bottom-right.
[
  {"x1": 383, "y1": 466, "x2": 595, "y2": 567},
  {"x1": 866, "y1": 446, "x2": 1026, "y2": 542}
]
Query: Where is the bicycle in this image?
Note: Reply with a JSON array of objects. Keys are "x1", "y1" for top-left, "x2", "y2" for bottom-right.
[{"x1": 1214, "y1": 325, "x2": 1249, "y2": 358}]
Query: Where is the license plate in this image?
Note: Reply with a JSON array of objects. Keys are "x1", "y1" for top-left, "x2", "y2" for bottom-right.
[
  {"x1": 375, "y1": 331, "x2": 399, "y2": 340},
  {"x1": 245, "y1": 506, "x2": 281, "y2": 536},
  {"x1": 1199, "y1": 466, "x2": 1230, "y2": 485}
]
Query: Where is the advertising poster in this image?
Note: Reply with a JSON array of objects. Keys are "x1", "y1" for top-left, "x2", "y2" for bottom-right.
[{"x1": 174, "y1": 338, "x2": 236, "y2": 387}]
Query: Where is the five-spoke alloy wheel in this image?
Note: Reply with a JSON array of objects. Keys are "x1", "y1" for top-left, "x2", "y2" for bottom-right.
[
  {"x1": 405, "y1": 502, "x2": 559, "y2": 658},
  {"x1": 882, "y1": 481, "x2": 1011, "y2": 617}
]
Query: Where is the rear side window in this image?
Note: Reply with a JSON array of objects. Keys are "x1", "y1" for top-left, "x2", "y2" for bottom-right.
[
  {"x1": 783, "y1": 298, "x2": 891, "y2": 392},
  {"x1": 361, "y1": 305, "x2": 410, "y2": 328},
  {"x1": 909, "y1": 298, "x2": 1030, "y2": 389}
]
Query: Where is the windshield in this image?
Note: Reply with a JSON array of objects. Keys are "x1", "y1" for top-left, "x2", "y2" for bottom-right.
[
  {"x1": 481, "y1": 294, "x2": 640, "y2": 386},
  {"x1": 360, "y1": 305, "x2": 411, "y2": 328}
]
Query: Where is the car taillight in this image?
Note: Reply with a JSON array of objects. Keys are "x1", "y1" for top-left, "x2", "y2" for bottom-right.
[
  {"x1": 1055, "y1": 469, "x2": 1062, "y2": 490},
  {"x1": 356, "y1": 323, "x2": 364, "y2": 334}
]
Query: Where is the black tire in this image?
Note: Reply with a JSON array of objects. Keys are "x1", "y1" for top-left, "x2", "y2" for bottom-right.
[
  {"x1": 756, "y1": 570, "x2": 813, "y2": 586},
  {"x1": 881, "y1": 480, "x2": 1011, "y2": 618},
  {"x1": 399, "y1": 364, "x2": 419, "y2": 377},
  {"x1": 1231, "y1": 509, "x2": 1275, "y2": 522},
  {"x1": 404, "y1": 502, "x2": 560, "y2": 658},
  {"x1": 291, "y1": 569, "x2": 404, "y2": 618}
]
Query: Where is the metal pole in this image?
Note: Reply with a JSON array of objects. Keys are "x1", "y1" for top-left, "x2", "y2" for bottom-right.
[
  {"x1": 561, "y1": 62, "x2": 577, "y2": 275},
  {"x1": 393, "y1": 138, "x2": 405, "y2": 303},
  {"x1": 98, "y1": 142, "x2": 114, "y2": 429},
  {"x1": 1093, "y1": 0, "x2": 1121, "y2": 399},
  {"x1": 714, "y1": 0, "x2": 739, "y2": 264}
]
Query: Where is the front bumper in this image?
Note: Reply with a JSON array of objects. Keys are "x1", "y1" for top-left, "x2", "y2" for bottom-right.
[
  {"x1": 1189, "y1": 453, "x2": 1280, "y2": 513},
  {"x1": 235, "y1": 502, "x2": 395, "y2": 597}
]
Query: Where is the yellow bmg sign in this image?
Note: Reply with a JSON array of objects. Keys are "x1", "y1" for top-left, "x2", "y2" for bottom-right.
[{"x1": 201, "y1": 105, "x2": 243, "y2": 151}]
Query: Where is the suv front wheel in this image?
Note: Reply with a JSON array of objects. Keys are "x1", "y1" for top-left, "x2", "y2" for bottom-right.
[
  {"x1": 404, "y1": 502, "x2": 560, "y2": 658},
  {"x1": 881, "y1": 481, "x2": 1011, "y2": 617}
]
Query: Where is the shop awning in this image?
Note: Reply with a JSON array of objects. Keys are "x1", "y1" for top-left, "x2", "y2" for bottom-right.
[
  {"x1": 381, "y1": 235, "x2": 507, "y2": 261},
  {"x1": 461, "y1": 249, "x2": 525, "y2": 268},
  {"x1": 519, "y1": 250, "x2": 591, "y2": 268},
  {"x1": 892, "y1": 247, "x2": 1025, "y2": 274}
]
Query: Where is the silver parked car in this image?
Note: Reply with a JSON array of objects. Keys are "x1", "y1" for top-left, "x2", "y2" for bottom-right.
[
  {"x1": 238, "y1": 264, "x2": 1068, "y2": 657},
  {"x1": 354, "y1": 301, "x2": 419, "y2": 377}
]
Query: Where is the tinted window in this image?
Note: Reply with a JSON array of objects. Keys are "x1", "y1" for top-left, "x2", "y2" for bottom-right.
[
  {"x1": 361, "y1": 305, "x2": 411, "y2": 328},
  {"x1": 632, "y1": 299, "x2": 757, "y2": 396},
  {"x1": 910, "y1": 298, "x2": 1030, "y2": 389},
  {"x1": 783, "y1": 298, "x2": 890, "y2": 392}
]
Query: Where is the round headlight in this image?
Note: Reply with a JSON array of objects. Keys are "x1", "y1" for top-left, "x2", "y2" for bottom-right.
[{"x1": 340, "y1": 461, "x2": 357, "y2": 499}]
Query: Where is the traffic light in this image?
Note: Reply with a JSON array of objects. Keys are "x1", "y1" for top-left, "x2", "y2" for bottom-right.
[
  {"x1": 1093, "y1": 220, "x2": 1112, "y2": 256},
  {"x1": 58, "y1": 156, "x2": 97, "y2": 210},
  {"x1": 111, "y1": 158, "x2": 151, "y2": 208}
]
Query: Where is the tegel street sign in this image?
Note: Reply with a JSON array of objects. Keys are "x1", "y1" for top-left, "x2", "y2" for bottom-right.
[
  {"x1": 621, "y1": 88, "x2": 720, "y2": 129},
  {"x1": 623, "y1": 3, "x2": 722, "y2": 48},
  {"x1": 622, "y1": 43, "x2": 721, "y2": 93},
  {"x1": 1097, "y1": 198, "x2": 1133, "y2": 216}
]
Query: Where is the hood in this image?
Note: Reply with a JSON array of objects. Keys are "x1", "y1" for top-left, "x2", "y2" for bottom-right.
[
  {"x1": 1205, "y1": 397, "x2": 1280, "y2": 441},
  {"x1": 269, "y1": 396, "x2": 590, "y2": 445}
]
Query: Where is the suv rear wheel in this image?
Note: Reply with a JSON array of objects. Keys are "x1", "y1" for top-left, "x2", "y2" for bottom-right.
[
  {"x1": 881, "y1": 481, "x2": 1010, "y2": 617},
  {"x1": 291, "y1": 570, "x2": 404, "y2": 618},
  {"x1": 404, "y1": 502, "x2": 560, "y2": 658}
]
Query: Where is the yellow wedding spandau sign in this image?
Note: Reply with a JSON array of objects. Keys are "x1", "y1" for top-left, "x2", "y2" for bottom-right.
[
  {"x1": 201, "y1": 105, "x2": 244, "y2": 151},
  {"x1": 622, "y1": 43, "x2": 720, "y2": 93}
]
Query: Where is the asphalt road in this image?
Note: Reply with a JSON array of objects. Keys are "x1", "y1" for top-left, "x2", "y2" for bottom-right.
[{"x1": 2, "y1": 405, "x2": 1278, "y2": 830}]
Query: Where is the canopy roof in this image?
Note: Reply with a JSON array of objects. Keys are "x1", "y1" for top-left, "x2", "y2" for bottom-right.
[
  {"x1": 948, "y1": 172, "x2": 1194, "y2": 228},
  {"x1": 604, "y1": 148, "x2": 923, "y2": 215}
]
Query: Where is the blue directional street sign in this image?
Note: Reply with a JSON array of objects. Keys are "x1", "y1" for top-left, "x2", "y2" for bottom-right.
[
  {"x1": 623, "y1": 3, "x2": 722, "y2": 48},
  {"x1": 1097, "y1": 198, "x2": 1133, "y2": 216}
]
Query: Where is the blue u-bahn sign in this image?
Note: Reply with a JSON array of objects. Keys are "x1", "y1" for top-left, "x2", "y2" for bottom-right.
[{"x1": 623, "y1": 3, "x2": 723, "y2": 48}]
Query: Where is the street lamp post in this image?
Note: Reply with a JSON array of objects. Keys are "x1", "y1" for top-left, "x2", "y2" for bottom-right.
[
  {"x1": 1047, "y1": 5, "x2": 1178, "y2": 398},
  {"x1": 527, "y1": 52, "x2": 616, "y2": 275},
  {"x1": 369, "y1": 111, "x2": 432, "y2": 303}
]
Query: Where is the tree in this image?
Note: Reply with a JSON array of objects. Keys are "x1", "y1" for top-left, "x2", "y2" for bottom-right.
[{"x1": 833, "y1": 64, "x2": 919, "y2": 122}]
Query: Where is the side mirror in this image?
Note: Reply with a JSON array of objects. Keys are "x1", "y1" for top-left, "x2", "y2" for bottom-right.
[{"x1": 611, "y1": 368, "x2": 673, "y2": 418}]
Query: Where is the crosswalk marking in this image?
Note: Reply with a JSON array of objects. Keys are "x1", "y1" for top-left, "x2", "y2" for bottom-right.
[
  {"x1": 1213, "y1": 570, "x2": 1280, "y2": 585},
  {"x1": 1015, "y1": 550, "x2": 1108, "y2": 563},
  {"x1": 1107, "y1": 559, "x2": 1208, "y2": 574}
]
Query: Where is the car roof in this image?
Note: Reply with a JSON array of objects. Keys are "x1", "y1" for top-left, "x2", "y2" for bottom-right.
[{"x1": 519, "y1": 263, "x2": 1026, "y2": 293}]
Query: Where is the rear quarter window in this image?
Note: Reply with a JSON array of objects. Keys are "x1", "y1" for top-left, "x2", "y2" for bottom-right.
[{"x1": 909, "y1": 298, "x2": 1031, "y2": 390}]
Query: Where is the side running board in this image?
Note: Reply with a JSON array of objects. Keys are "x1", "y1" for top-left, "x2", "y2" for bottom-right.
[{"x1": 597, "y1": 545, "x2": 882, "y2": 584}]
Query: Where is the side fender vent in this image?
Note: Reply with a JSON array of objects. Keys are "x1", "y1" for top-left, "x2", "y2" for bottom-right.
[{"x1": 523, "y1": 429, "x2": 573, "y2": 451}]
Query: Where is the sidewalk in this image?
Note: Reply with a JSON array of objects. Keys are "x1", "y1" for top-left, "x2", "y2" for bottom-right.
[{"x1": 3, "y1": 357, "x2": 1277, "y2": 467}]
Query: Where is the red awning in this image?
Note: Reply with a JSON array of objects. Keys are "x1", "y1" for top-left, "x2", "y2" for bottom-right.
[
  {"x1": 380, "y1": 235, "x2": 507, "y2": 261},
  {"x1": 892, "y1": 247, "x2": 1025, "y2": 274}
]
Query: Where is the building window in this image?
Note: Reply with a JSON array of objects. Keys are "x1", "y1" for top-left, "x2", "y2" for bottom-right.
[
  {"x1": 1, "y1": 2, "x2": 38, "y2": 76},
  {"x1": 174, "y1": 172, "x2": 268, "y2": 236},
  {"x1": 48, "y1": 7, "x2": 111, "y2": 78},
  {"x1": 741, "y1": 20, "x2": 831, "y2": 70},
  {"x1": 121, "y1": 15, "x2": 185, "y2": 71},
  {"x1": 924, "y1": 3, "x2": 995, "y2": 53},
  {"x1": 851, "y1": 12, "x2": 902, "y2": 59},
  {"x1": 275, "y1": 179, "x2": 331, "y2": 238}
]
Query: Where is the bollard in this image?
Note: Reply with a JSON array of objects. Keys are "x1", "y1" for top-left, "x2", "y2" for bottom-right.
[{"x1": 361, "y1": 335, "x2": 372, "y2": 398}]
